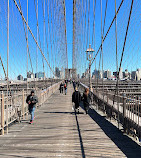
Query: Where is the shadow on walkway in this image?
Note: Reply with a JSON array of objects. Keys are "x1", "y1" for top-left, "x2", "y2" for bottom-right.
[
  {"x1": 75, "y1": 111, "x2": 86, "y2": 158},
  {"x1": 44, "y1": 111, "x2": 84, "y2": 115},
  {"x1": 80, "y1": 104, "x2": 141, "y2": 158}
]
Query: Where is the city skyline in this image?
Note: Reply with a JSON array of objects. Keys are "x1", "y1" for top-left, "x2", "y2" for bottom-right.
[{"x1": 0, "y1": 0, "x2": 140, "y2": 80}]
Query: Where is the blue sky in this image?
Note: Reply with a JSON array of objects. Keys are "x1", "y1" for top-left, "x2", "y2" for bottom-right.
[{"x1": 0, "y1": 0, "x2": 140, "y2": 79}]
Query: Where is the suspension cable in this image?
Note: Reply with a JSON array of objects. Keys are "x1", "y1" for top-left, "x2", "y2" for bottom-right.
[
  {"x1": 12, "y1": 0, "x2": 55, "y2": 76},
  {"x1": 91, "y1": 0, "x2": 125, "y2": 66}
]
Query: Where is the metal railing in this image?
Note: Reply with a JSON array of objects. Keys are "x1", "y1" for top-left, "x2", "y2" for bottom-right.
[
  {"x1": 0, "y1": 81, "x2": 61, "y2": 135},
  {"x1": 79, "y1": 82, "x2": 141, "y2": 141}
]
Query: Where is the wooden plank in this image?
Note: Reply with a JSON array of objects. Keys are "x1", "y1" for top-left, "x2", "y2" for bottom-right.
[{"x1": 0, "y1": 85, "x2": 140, "y2": 157}]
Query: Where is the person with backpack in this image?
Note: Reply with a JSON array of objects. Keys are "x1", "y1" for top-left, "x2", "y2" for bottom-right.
[
  {"x1": 64, "y1": 83, "x2": 67, "y2": 95},
  {"x1": 82, "y1": 88, "x2": 91, "y2": 114},
  {"x1": 72, "y1": 87, "x2": 81, "y2": 114},
  {"x1": 26, "y1": 90, "x2": 38, "y2": 124}
]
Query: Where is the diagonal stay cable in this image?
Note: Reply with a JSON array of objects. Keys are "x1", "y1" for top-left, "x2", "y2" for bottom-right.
[
  {"x1": 0, "y1": 55, "x2": 7, "y2": 78},
  {"x1": 91, "y1": 0, "x2": 125, "y2": 66},
  {"x1": 118, "y1": 0, "x2": 134, "y2": 73},
  {"x1": 112, "y1": 0, "x2": 134, "y2": 128},
  {"x1": 12, "y1": 0, "x2": 55, "y2": 76},
  {"x1": 113, "y1": 0, "x2": 134, "y2": 106},
  {"x1": 103, "y1": 0, "x2": 108, "y2": 35}
]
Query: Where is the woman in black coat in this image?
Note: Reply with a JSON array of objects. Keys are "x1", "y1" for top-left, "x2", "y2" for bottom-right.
[{"x1": 82, "y1": 88, "x2": 91, "y2": 114}]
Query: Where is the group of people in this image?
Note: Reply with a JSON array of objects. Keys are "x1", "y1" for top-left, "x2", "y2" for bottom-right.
[
  {"x1": 72, "y1": 87, "x2": 91, "y2": 114},
  {"x1": 25, "y1": 79, "x2": 91, "y2": 124},
  {"x1": 59, "y1": 80, "x2": 68, "y2": 95}
]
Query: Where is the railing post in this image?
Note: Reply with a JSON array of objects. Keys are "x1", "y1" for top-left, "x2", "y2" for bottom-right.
[
  {"x1": 123, "y1": 96, "x2": 126, "y2": 132},
  {"x1": 40, "y1": 93, "x2": 42, "y2": 106},
  {"x1": 22, "y1": 89, "x2": 25, "y2": 119},
  {"x1": 1, "y1": 92, "x2": 4, "y2": 135},
  {"x1": 107, "y1": 91, "x2": 109, "y2": 104}
]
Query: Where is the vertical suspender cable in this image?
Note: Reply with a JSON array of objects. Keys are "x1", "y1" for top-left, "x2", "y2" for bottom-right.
[
  {"x1": 115, "y1": 0, "x2": 119, "y2": 128},
  {"x1": 88, "y1": 0, "x2": 90, "y2": 45},
  {"x1": 46, "y1": 0, "x2": 50, "y2": 78},
  {"x1": 43, "y1": 0, "x2": 45, "y2": 79},
  {"x1": 93, "y1": 0, "x2": 96, "y2": 89},
  {"x1": 27, "y1": 0, "x2": 28, "y2": 93},
  {"x1": 19, "y1": 0, "x2": 33, "y2": 74},
  {"x1": 63, "y1": 0, "x2": 68, "y2": 69},
  {"x1": 72, "y1": 0, "x2": 76, "y2": 69},
  {"x1": 36, "y1": 0, "x2": 38, "y2": 89},
  {"x1": 100, "y1": 0, "x2": 104, "y2": 101},
  {"x1": 41, "y1": 0, "x2": 45, "y2": 80},
  {"x1": 6, "y1": 0, "x2": 9, "y2": 134}
]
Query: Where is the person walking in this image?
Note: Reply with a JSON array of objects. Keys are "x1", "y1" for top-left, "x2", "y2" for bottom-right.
[
  {"x1": 26, "y1": 90, "x2": 38, "y2": 124},
  {"x1": 82, "y1": 88, "x2": 91, "y2": 114},
  {"x1": 64, "y1": 83, "x2": 67, "y2": 95},
  {"x1": 59, "y1": 82, "x2": 64, "y2": 94},
  {"x1": 77, "y1": 80, "x2": 80, "y2": 88},
  {"x1": 73, "y1": 81, "x2": 76, "y2": 90},
  {"x1": 72, "y1": 87, "x2": 81, "y2": 114}
]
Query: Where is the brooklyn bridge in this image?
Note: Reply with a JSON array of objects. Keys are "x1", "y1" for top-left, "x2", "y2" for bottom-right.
[{"x1": 0, "y1": 0, "x2": 141, "y2": 157}]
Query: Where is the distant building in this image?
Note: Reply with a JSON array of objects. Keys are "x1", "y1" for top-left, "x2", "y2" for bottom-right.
[
  {"x1": 27, "y1": 71, "x2": 34, "y2": 79},
  {"x1": 65, "y1": 68, "x2": 77, "y2": 79},
  {"x1": 99, "y1": 71, "x2": 103, "y2": 79},
  {"x1": 17, "y1": 75, "x2": 23, "y2": 81},
  {"x1": 77, "y1": 74, "x2": 80, "y2": 79},
  {"x1": 123, "y1": 69, "x2": 130, "y2": 79},
  {"x1": 131, "y1": 69, "x2": 141, "y2": 81},
  {"x1": 60, "y1": 67, "x2": 65, "y2": 79},
  {"x1": 136, "y1": 69, "x2": 141, "y2": 81},
  {"x1": 131, "y1": 71, "x2": 136, "y2": 80},
  {"x1": 55, "y1": 67, "x2": 60, "y2": 78},
  {"x1": 113, "y1": 71, "x2": 117, "y2": 78},
  {"x1": 85, "y1": 69, "x2": 89, "y2": 79},
  {"x1": 81, "y1": 73, "x2": 85, "y2": 78},
  {"x1": 113, "y1": 68, "x2": 123, "y2": 79},
  {"x1": 35, "y1": 72, "x2": 45, "y2": 79},
  {"x1": 92, "y1": 69, "x2": 103, "y2": 79},
  {"x1": 119, "y1": 68, "x2": 123, "y2": 79},
  {"x1": 92, "y1": 69, "x2": 98, "y2": 79},
  {"x1": 103, "y1": 69, "x2": 111, "y2": 79}
]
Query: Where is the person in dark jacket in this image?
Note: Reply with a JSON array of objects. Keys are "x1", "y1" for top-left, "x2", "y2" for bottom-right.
[
  {"x1": 64, "y1": 83, "x2": 67, "y2": 95},
  {"x1": 82, "y1": 88, "x2": 91, "y2": 114},
  {"x1": 73, "y1": 81, "x2": 76, "y2": 90},
  {"x1": 72, "y1": 87, "x2": 81, "y2": 114},
  {"x1": 77, "y1": 81, "x2": 80, "y2": 88},
  {"x1": 26, "y1": 90, "x2": 38, "y2": 124},
  {"x1": 59, "y1": 83, "x2": 64, "y2": 94}
]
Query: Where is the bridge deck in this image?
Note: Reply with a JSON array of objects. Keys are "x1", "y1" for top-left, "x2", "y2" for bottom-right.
[{"x1": 0, "y1": 85, "x2": 141, "y2": 157}]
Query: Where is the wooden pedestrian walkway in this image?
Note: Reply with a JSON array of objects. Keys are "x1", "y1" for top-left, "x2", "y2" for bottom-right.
[{"x1": 0, "y1": 85, "x2": 141, "y2": 157}]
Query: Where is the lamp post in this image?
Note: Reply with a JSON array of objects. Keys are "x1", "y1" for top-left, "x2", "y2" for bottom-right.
[{"x1": 85, "y1": 44, "x2": 94, "y2": 91}]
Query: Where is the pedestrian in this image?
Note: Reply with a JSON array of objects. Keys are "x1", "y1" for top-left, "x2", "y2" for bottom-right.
[
  {"x1": 82, "y1": 88, "x2": 91, "y2": 114},
  {"x1": 64, "y1": 83, "x2": 67, "y2": 95},
  {"x1": 26, "y1": 90, "x2": 38, "y2": 124},
  {"x1": 59, "y1": 83, "x2": 64, "y2": 94},
  {"x1": 73, "y1": 81, "x2": 76, "y2": 90},
  {"x1": 72, "y1": 87, "x2": 81, "y2": 114},
  {"x1": 77, "y1": 81, "x2": 80, "y2": 88}
]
